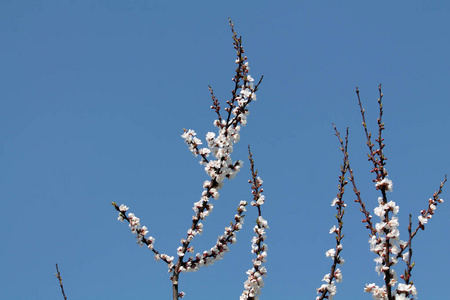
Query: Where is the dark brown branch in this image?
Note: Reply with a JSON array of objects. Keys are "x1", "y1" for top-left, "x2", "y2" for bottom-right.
[
  {"x1": 209, "y1": 85, "x2": 222, "y2": 123},
  {"x1": 111, "y1": 202, "x2": 173, "y2": 266},
  {"x1": 375, "y1": 84, "x2": 387, "y2": 180},
  {"x1": 246, "y1": 145, "x2": 267, "y2": 300},
  {"x1": 396, "y1": 175, "x2": 447, "y2": 258},
  {"x1": 356, "y1": 87, "x2": 379, "y2": 180},
  {"x1": 55, "y1": 264, "x2": 68, "y2": 300},
  {"x1": 317, "y1": 125, "x2": 349, "y2": 300},
  {"x1": 356, "y1": 86, "x2": 393, "y2": 298}
]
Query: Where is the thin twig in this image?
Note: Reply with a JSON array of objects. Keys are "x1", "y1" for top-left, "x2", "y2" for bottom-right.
[
  {"x1": 356, "y1": 86, "x2": 394, "y2": 299},
  {"x1": 242, "y1": 145, "x2": 268, "y2": 300},
  {"x1": 396, "y1": 175, "x2": 448, "y2": 258},
  {"x1": 55, "y1": 264, "x2": 68, "y2": 300},
  {"x1": 316, "y1": 125, "x2": 349, "y2": 300}
]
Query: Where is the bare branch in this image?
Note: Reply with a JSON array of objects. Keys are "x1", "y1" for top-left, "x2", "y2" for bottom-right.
[{"x1": 55, "y1": 264, "x2": 68, "y2": 300}]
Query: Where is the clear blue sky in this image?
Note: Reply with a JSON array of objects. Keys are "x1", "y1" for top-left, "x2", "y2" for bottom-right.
[{"x1": 1, "y1": 1, "x2": 449, "y2": 299}]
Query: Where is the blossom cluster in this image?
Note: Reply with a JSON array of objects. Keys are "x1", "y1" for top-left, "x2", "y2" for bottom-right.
[
  {"x1": 364, "y1": 166, "x2": 445, "y2": 300},
  {"x1": 241, "y1": 157, "x2": 268, "y2": 300},
  {"x1": 178, "y1": 32, "x2": 259, "y2": 266},
  {"x1": 365, "y1": 186, "x2": 406, "y2": 299},
  {"x1": 113, "y1": 203, "x2": 153, "y2": 247},
  {"x1": 111, "y1": 202, "x2": 175, "y2": 268},
  {"x1": 417, "y1": 197, "x2": 444, "y2": 227},
  {"x1": 364, "y1": 281, "x2": 417, "y2": 300},
  {"x1": 316, "y1": 196, "x2": 346, "y2": 300},
  {"x1": 375, "y1": 177, "x2": 393, "y2": 192},
  {"x1": 181, "y1": 201, "x2": 248, "y2": 272},
  {"x1": 364, "y1": 172, "x2": 428, "y2": 299},
  {"x1": 361, "y1": 168, "x2": 446, "y2": 300},
  {"x1": 111, "y1": 20, "x2": 266, "y2": 300},
  {"x1": 240, "y1": 215, "x2": 269, "y2": 300},
  {"x1": 316, "y1": 205, "x2": 345, "y2": 300},
  {"x1": 315, "y1": 200, "x2": 346, "y2": 300},
  {"x1": 349, "y1": 87, "x2": 448, "y2": 300}
]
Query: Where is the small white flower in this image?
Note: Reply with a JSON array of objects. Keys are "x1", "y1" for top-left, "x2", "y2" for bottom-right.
[
  {"x1": 325, "y1": 248, "x2": 336, "y2": 258},
  {"x1": 329, "y1": 225, "x2": 337, "y2": 234},
  {"x1": 375, "y1": 177, "x2": 393, "y2": 192},
  {"x1": 402, "y1": 251, "x2": 409, "y2": 262},
  {"x1": 374, "y1": 205, "x2": 384, "y2": 217},
  {"x1": 334, "y1": 268, "x2": 343, "y2": 282},
  {"x1": 331, "y1": 198, "x2": 339, "y2": 206},
  {"x1": 418, "y1": 215, "x2": 428, "y2": 225},
  {"x1": 256, "y1": 195, "x2": 265, "y2": 205},
  {"x1": 240, "y1": 88, "x2": 252, "y2": 99}
]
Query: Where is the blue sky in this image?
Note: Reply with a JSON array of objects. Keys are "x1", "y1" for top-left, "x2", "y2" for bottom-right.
[{"x1": 1, "y1": 1, "x2": 449, "y2": 299}]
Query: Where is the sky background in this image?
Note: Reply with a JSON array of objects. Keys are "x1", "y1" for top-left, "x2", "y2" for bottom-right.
[{"x1": 1, "y1": 1, "x2": 449, "y2": 299}]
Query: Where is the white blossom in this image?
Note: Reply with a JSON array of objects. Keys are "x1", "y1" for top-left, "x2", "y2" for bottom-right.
[
  {"x1": 325, "y1": 248, "x2": 336, "y2": 258},
  {"x1": 375, "y1": 177, "x2": 393, "y2": 192},
  {"x1": 418, "y1": 215, "x2": 428, "y2": 225}
]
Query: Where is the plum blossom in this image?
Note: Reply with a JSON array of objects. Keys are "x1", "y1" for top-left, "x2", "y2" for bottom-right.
[
  {"x1": 395, "y1": 283, "x2": 417, "y2": 298},
  {"x1": 364, "y1": 283, "x2": 388, "y2": 300},
  {"x1": 329, "y1": 225, "x2": 337, "y2": 234},
  {"x1": 375, "y1": 177, "x2": 393, "y2": 192},
  {"x1": 325, "y1": 248, "x2": 336, "y2": 258},
  {"x1": 418, "y1": 215, "x2": 428, "y2": 225}
]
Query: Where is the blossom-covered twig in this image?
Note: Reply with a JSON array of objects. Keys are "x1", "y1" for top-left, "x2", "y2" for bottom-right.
[
  {"x1": 171, "y1": 19, "x2": 262, "y2": 299},
  {"x1": 399, "y1": 175, "x2": 447, "y2": 254},
  {"x1": 316, "y1": 126, "x2": 348, "y2": 300},
  {"x1": 355, "y1": 86, "x2": 404, "y2": 299},
  {"x1": 395, "y1": 176, "x2": 447, "y2": 299},
  {"x1": 111, "y1": 203, "x2": 175, "y2": 267},
  {"x1": 354, "y1": 86, "x2": 446, "y2": 300},
  {"x1": 394, "y1": 214, "x2": 416, "y2": 299},
  {"x1": 241, "y1": 146, "x2": 268, "y2": 300},
  {"x1": 112, "y1": 20, "x2": 263, "y2": 300},
  {"x1": 55, "y1": 264, "x2": 68, "y2": 300},
  {"x1": 353, "y1": 86, "x2": 397, "y2": 299},
  {"x1": 181, "y1": 200, "x2": 248, "y2": 272}
]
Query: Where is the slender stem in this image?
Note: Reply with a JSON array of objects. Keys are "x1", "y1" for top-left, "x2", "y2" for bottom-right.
[
  {"x1": 55, "y1": 264, "x2": 68, "y2": 300},
  {"x1": 405, "y1": 214, "x2": 413, "y2": 285},
  {"x1": 375, "y1": 85, "x2": 386, "y2": 179},
  {"x1": 317, "y1": 125, "x2": 349, "y2": 300},
  {"x1": 348, "y1": 166, "x2": 376, "y2": 235},
  {"x1": 396, "y1": 175, "x2": 447, "y2": 258},
  {"x1": 355, "y1": 87, "x2": 379, "y2": 180}
]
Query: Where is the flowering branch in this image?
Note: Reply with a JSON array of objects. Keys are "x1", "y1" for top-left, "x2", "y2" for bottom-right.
[
  {"x1": 412, "y1": 175, "x2": 446, "y2": 238},
  {"x1": 241, "y1": 146, "x2": 268, "y2": 300},
  {"x1": 394, "y1": 176, "x2": 447, "y2": 299},
  {"x1": 353, "y1": 86, "x2": 446, "y2": 300},
  {"x1": 111, "y1": 203, "x2": 175, "y2": 267},
  {"x1": 172, "y1": 20, "x2": 262, "y2": 299},
  {"x1": 395, "y1": 214, "x2": 416, "y2": 299},
  {"x1": 181, "y1": 200, "x2": 248, "y2": 272},
  {"x1": 112, "y1": 20, "x2": 264, "y2": 300},
  {"x1": 316, "y1": 126, "x2": 348, "y2": 300}
]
